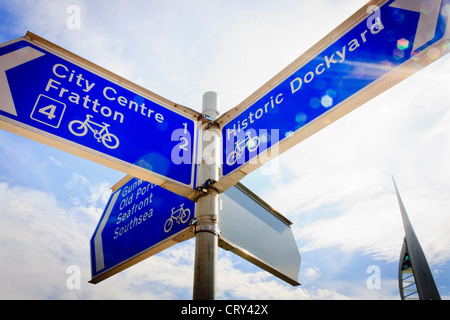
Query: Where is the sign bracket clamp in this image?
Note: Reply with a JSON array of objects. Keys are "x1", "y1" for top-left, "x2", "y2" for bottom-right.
[
  {"x1": 195, "y1": 178, "x2": 218, "y2": 194},
  {"x1": 198, "y1": 113, "x2": 220, "y2": 130},
  {"x1": 191, "y1": 216, "x2": 221, "y2": 237}
]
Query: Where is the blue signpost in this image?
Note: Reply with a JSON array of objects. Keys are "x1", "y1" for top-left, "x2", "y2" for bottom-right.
[
  {"x1": 90, "y1": 177, "x2": 196, "y2": 283},
  {"x1": 2, "y1": 0, "x2": 448, "y2": 299},
  {"x1": 0, "y1": 33, "x2": 198, "y2": 192},
  {"x1": 221, "y1": 0, "x2": 450, "y2": 178}
]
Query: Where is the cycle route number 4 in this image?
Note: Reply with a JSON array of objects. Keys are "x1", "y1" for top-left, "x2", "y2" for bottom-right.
[
  {"x1": 30, "y1": 94, "x2": 66, "y2": 129},
  {"x1": 31, "y1": 94, "x2": 120, "y2": 149},
  {"x1": 0, "y1": 36, "x2": 198, "y2": 189}
]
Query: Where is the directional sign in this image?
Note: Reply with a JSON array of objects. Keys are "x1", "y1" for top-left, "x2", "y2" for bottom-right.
[
  {"x1": 218, "y1": 183, "x2": 301, "y2": 286},
  {"x1": 90, "y1": 176, "x2": 195, "y2": 284},
  {"x1": 0, "y1": 32, "x2": 200, "y2": 199},
  {"x1": 218, "y1": 0, "x2": 450, "y2": 189}
]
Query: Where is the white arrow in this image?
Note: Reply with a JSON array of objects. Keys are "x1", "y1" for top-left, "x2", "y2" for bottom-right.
[
  {"x1": 93, "y1": 191, "x2": 120, "y2": 272},
  {"x1": 0, "y1": 46, "x2": 45, "y2": 116},
  {"x1": 390, "y1": 0, "x2": 442, "y2": 52}
]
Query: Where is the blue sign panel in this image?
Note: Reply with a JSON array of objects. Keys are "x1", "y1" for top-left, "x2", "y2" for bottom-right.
[
  {"x1": 0, "y1": 36, "x2": 197, "y2": 187},
  {"x1": 222, "y1": 0, "x2": 450, "y2": 176},
  {"x1": 90, "y1": 177, "x2": 195, "y2": 282}
]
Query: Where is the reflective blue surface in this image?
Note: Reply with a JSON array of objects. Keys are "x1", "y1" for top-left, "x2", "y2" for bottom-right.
[
  {"x1": 222, "y1": 0, "x2": 449, "y2": 176},
  {"x1": 90, "y1": 177, "x2": 195, "y2": 279},
  {"x1": 0, "y1": 39, "x2": 196, "y2": 186}
]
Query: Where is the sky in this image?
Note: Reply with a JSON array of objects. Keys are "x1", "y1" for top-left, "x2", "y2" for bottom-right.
[{"x1": 0, "y1": 0, "x2": 449, "y2": 300}]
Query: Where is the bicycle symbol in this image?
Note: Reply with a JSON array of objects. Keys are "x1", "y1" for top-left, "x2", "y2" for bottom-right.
[
  {"x1": 68, "y1": 114, "x2": 120, "y2": 149},
  {"x1": 226, "y1": 132, "x2": 260, "y2": 166},
  {"x1": 164, "y1": 203, "x2": 191, "y2": 233}
]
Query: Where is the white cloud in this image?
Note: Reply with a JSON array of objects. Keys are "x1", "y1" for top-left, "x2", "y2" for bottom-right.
[
  {"x1": 64, "y1": 173, "x2": 111, "y2": 214},
  {"x1": 302, "y1": 267, "x2": 321, "y2": 281},
  {"x1": 2, "y1": 0, "x2": 365, "y2": 110},
  {"x1": 0, "y1": 179, "x2": 378, "y2": 300},
  {"x1": 0, "y1": 180, "x2": 194, "y2": 299},
  {"x1": 0, "y1": 182, "x2": 88, "y2": 299},
  {"x1": 296, "y1": 194, "x2": 404, "y2": 260},
  {"x1": 253, "y1": 52, "x2": 450, "y2": 266},
  {"x1": 48, "y1": 156, "x2": 64, "y2": 168}
]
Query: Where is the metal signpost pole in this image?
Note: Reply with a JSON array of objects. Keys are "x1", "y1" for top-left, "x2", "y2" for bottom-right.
[{"x1": 193, "y1": 92, "x2": 220, "y2": 300}]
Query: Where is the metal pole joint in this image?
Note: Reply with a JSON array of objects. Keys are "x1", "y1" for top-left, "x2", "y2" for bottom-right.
[{"x1": 193, "y1": 91, "x2": 220, "y2": 300}]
